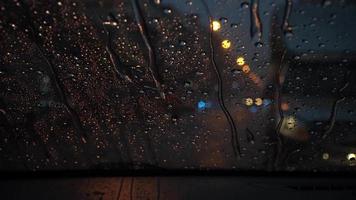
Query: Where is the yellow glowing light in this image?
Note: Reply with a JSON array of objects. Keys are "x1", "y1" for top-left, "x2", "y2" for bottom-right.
[
  {"x1": 255, "y1": 98, "x2": 263, "y2": 106},
  {"x1": 103, "y1": 21, "x2": 118, "y2": 26},
  {"x1": 221, "y1": 40, "x2": 231, "y2": 49},
  {"x1": 245, "y1": 98, "x2": 253, "y2": 106},
  {"x1": 242, "y1": 64, "x2": 250, "y2": 73},
  {"x1": 347, "y1": 153, "x2": 356, "y2": 161},
  {"x1": 322, "y1": 153, "x2": 329, "y2": 160},
  {"x1": 286, "y1": 116, "x2": 296, "y2": 130},
  {"x1": 212, "y1": 20, "x2": 221, "y2": 31},
  {"x1": 236, "y1": 56, "x2": 245, "y2": 66}
]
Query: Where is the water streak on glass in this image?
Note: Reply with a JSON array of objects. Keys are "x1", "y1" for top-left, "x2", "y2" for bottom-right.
[
  {"x1": 250, "y1": 0, "x2": 262, "y2": 41},
  {"x1": 200, "y1": 0, "x2": 241, "y2": 159}
]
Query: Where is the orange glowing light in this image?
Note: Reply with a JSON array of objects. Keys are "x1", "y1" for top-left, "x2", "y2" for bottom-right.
[
  {"x1": 242, "y1": 64, "x2": 250, "y2": 73},
  {"x1": 281, "y1": 102, "x2": 289, "y2": 111}
]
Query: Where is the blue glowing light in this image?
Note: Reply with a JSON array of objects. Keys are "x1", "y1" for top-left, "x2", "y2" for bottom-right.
[
  {"x1": 263, "y1": 99, "x2": 271, "y2": 107},
  {"x1": 249, "y1": 106, "x2": 258, "y2": 113},
  {"x1": 198, "y1": 101, "x2": 207, "y2": 109}
]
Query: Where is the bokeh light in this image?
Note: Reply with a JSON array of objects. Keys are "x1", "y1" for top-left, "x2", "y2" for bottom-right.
[
  {"x1": 347, "y1": 153, "x2": 356, "y2": 161},
  {"x1": 242, "y1": 64, "x2": 250, "y2": 73},
  {"x1": 212, "y1": 20, "x2": 221, "y2": 31},
  {"x1": 236, "y1": 56, "x2": 245, "y2": 66},
  {"x1": 255, "y1": 98, "x2": 263, "y2": 106},
  {"x1": 221, "y1": 39, "x2": 231, "y2": 49},
  {"x1": 245, "y1": 98, "x2": 253, "y2": 106}
]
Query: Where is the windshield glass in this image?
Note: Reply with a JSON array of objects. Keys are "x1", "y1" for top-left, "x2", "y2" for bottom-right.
[{"x1": 1, "y1": 0, "x2": 356, "y2": 172}]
